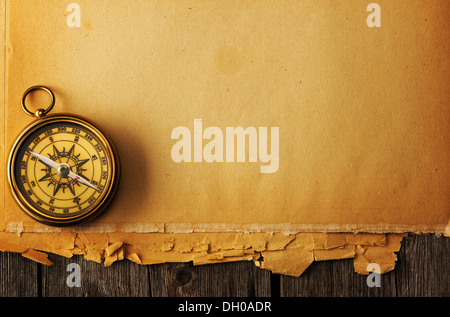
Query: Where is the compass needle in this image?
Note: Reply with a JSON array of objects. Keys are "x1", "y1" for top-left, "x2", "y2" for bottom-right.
[
  {"x1": 29, "y1": 151, "x2": 59, "y2": 170},
  {"x1": 68, "y1": 170, "x2": 100, "y2": 192}
]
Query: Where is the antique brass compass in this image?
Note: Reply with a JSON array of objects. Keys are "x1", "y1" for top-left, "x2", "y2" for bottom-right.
[{"x1": 8, "y1": 86, "x2": 120, "y2": 226}]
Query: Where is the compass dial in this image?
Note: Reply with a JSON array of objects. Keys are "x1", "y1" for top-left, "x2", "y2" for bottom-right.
[{"x1": 8, "y1": 115, "x2": 120, "y2": 226}]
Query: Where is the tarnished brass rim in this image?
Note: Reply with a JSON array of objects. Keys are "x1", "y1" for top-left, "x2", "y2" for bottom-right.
[{"x1": 8, "y1": 114, "x2": 121, "y2": 226}]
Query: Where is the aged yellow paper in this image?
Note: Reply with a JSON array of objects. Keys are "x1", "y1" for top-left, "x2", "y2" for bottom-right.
[{"x1": 1, "y1": 0, "x2": 449, "y2": 275}]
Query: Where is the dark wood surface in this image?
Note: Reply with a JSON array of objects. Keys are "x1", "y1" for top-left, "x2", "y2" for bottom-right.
[{"x1": 0, "y1": 234, "x2": 448, "y2": 297}]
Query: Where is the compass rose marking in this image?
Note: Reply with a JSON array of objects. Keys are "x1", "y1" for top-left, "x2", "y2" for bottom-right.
[
  {"x1": 67, "y1": 182, "x2": 76, "y2": 196},
  {"x1": 67, "y1": 144, "x2": 75, "y2": 158},
  {"x1": 51, "y1": 144, "x2": 61, "y2": 159},
  {"x1": 76, "y1": 158, "x2": 89, "y2": 168},
  {"x1": 53, "y1": 182, "x2": 62, "y2": 196},
  {"x1": 33, "y1": 144, "x2": 95, "y2": 197},
  {"x1": 38, "y1": 170, "x2": 53, "y2": 182}
]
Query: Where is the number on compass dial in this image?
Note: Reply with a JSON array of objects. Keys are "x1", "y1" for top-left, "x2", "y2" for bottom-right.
[{"x1": 16, "y1": 122, "x2": 109, "y2": 217}]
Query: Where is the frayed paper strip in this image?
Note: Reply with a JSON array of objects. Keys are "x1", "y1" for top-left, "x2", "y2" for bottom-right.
[{"x1": 0, "y1": 231, "x2": 409, "y2": 276}]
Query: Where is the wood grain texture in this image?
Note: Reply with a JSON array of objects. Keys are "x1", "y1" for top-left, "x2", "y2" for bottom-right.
[
  {"x1": 148, "y1": 261, "x2": 272, "y2": 297},
  {"x1": 0, "y1": 235, "x2": 448, "y2": 297},
  {"x1": 0, "y1": 251, "x2": 39, "y2": 297}
]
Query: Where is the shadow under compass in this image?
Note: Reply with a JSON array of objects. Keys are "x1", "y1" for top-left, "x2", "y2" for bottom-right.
[{"x1": 94, "y1": 127, "x2": 152, "y2": 222}]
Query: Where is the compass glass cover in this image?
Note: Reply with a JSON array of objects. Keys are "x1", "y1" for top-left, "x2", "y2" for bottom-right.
[{"x1": 10, "y1": 117, "x2": 118, "y2": 224}]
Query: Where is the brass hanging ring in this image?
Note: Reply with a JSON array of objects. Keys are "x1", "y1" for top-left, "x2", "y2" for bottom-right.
[{"x1": 22, "y1": 85, "x2": 55, "y2": 118}]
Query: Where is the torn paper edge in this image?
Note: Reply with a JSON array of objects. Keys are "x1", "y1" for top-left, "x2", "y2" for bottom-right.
[
  {"x1": 1, "y1": 230, "x2": 444, "y2": 277},
  {"x1": 3, "y1": 221, "x2": 447, "y2": 235},
  {"x1": 2, "y1": 218, "x2": 447, "y2": 277}
]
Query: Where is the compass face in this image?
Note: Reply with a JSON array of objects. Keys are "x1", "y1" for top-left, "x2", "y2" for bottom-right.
[{"x1": 8, "y1": 115, "x2": 120, "y2": 226}]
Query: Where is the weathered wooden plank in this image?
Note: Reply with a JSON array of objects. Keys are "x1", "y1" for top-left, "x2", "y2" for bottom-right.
[
  {"x1": 281, "y1": 235, "x2": 449, "y2": 297},
  {"x1": 395, "y1": 234, "x2": 449, "y2": 297},
  {"x1": 429, "y1": 234, "x2": 450, "y2": 297},
  {"x1": 148, "y1": 261, "x2": 272, "y2": 297},
  {"x1": 1, "y1": 235, "x2": 448, "y2": 297},
  {"x1": 285, "y1": 257, "x2": 397, "y2": 297},
  {"x1": 280, "y1": 260, "x2": 333, "y2": 296},
  {"x1": 40, "y1": 254, "x2": 150, "y2": 296},
  {"x1": 328, "y1": 258, "x2": 397, "y2": 296},
  {"x1": 0, "y1": 251, "x2": 39, "y2": 297}
]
